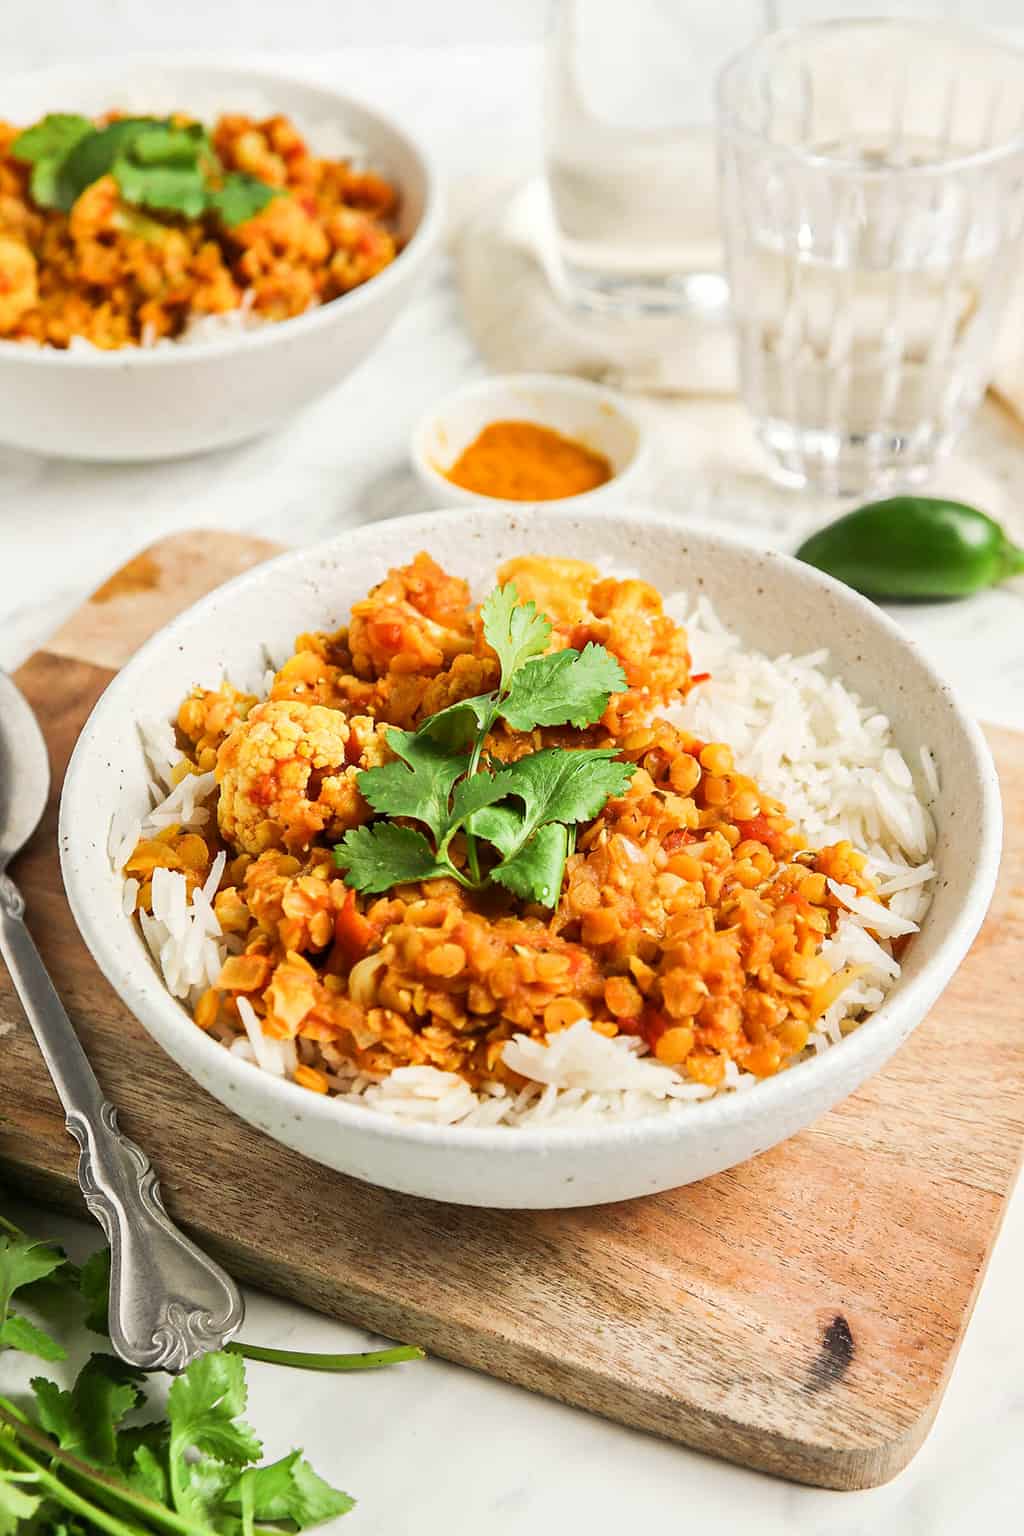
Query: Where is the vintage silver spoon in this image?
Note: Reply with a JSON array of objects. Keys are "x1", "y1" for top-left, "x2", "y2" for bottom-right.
[{"x1": 0, "y1": 670, "x2": 244, "y2": 1372}]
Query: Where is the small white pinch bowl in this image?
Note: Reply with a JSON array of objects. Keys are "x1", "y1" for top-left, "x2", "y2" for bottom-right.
[
  {"x1": 0, "y1": 60, "x2": 442, "y2": 461},
  {"x1": 60, "y1": 506, "x2": 1001, "y2": 1208},
  {"x1": 411, "y1": 373, "x2": 649, "y2": 510}
]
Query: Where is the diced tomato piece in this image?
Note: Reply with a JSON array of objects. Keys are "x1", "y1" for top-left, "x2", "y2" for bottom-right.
[
  {"x1": 736, "y1": 814, "x2": 786, "y2": 854},
  {"x1": 334, "y1": 888, "x2": 376, "y2": 964},
  {"x1": 662, "y1": 828, "x2": 696, "y2": 854},
  {"x1": 638, "y1": 1007, "x2": 670, "y2": 1050},
  {"x1": 690, "y1": 672, "x2": 711, "y2": 685}
]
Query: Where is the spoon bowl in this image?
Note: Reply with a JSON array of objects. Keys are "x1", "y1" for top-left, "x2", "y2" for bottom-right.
[{"x1": 0, "y1": 672, "x2": 50, "y2": 868}]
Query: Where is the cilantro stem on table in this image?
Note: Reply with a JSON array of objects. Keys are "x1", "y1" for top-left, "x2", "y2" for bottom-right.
[
  {"x1": 0, "y1": 1402, "x2": 206, "y2": 1536},
  {"x1": 333, "y1": 583, "x2": 635, "y2": 906},
  {"x1": 225, "y1": 1341, "x2": 424, "y2": 1373},
  {"x1": 0, "y1": 1436, "x2": 143, "y2": 1536}
]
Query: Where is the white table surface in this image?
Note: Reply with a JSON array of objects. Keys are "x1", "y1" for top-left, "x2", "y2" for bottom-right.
[{"x1": 2, "y1": 44, "x2": 1023, "y2": 1536}]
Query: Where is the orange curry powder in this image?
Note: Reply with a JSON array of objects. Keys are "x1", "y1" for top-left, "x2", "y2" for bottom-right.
[{"x1": 443, "y1": 419, "x2": 613, "y2": 501}]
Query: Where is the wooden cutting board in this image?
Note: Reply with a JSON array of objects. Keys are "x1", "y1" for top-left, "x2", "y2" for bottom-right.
[{"x1": 3, "y1": 530, "x2": 1023, "y2": 1493}]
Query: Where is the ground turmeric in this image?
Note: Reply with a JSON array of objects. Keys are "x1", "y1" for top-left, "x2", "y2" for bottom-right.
[{"x1": 443, "y1": 419, "x2": 613, "y2": 501}]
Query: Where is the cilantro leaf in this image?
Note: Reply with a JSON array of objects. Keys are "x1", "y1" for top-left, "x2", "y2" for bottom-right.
[
  {"x1": 11, "y1": 114, "x2": 94, "y2": 209},
  {"x1": 419, "y1": 694, "x2": 493, "y2": 751},
  {"x1": 474, "y1": 749, "x2": 635, "y2": 854},
  {"x1": 79, "y1": 1247, "x2": 111, "y2": 1335},
  {"x1": 172, "y1": 1458, "x2": 239, "y2": 1528},
  {"x1": 481, "y1": 583, "x2": 551, "y2": 681},
  {"x1": 211, "y1": 172, "x2": 279, "y2": 228},
  {"x1": 230, "y1": 1451, "x2": 355, "y2": 1529},
  {"x1": 123, "y1": 1442, "x2": 170, "y2": 1505},
  {"x1": 499, "y1": 643, "x2": 627, "y2": 731},
  {"x1": 469, "y1": 750, "x2": 634, "y2": 906},
  {"x1": 31, "y1": 1355, "x2": 144, "y2": 1464},
  {"x1": 0, "y1": 1314, "x2": 64, "y2": 1361},
  {"x1": 131, "y1": 123, "x2": 210, "y2": 166},
  {"x1": 489, "y1": 822, "x2": 569, "y2": 906},
  {"x1": 0, "y1": 1236, "x2": 66, "y2": 1301},
  {"x1": 339, "y1": 584, "x2": 636, "y2": 904},
  {"x1": 111, "y1": 121, "x2": 213, "y2": 218},
  {"x1": 31, "y1": 1374, "x2": 77, "y2": 1448},
  {"x1": 334, "y1": 823, "x2": 449, "y2": 893},
  {"x1": 357, "y1": 729, "x2": 467, "y2": 843},
  {"x1": 11, "y1": 114, "x2": 94, "y2": 165},
  {"x1": 167, "y1": 1350, "x2": 262, "y2": 1471},
  {"x1": 0, "y1": 1472, "x2": 43, "y2": 1535},
  {"x1": 54, "y1": 117, "x2": 161, "y2": 211},
  {"x1": 0, "y1": 1236, "x2": 67, "y2": 1360},
  {"x1": 113, "y1": 157, "x2": 208, "y2": 218}
]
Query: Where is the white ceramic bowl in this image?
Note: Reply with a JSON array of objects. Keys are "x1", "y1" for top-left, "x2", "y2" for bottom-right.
[
  {"x1": 411, "y1": 373, "x2": 649, "y2": 509},
  {"x1": 0, "y1": 61, "x2": 442, "y2": 461},
  {"x1": 60, "y1": 507, "x2": 1001, "y2": 1208}
]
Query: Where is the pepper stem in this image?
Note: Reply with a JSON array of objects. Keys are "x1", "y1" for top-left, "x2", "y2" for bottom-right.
[{"x1": 999, "y1": 537, "x2": 1024, "y2": 581}]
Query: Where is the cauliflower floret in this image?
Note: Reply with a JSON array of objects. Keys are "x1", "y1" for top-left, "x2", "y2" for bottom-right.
[
  {"x1": 216, "y1": 700, "x2": 387, "y2": 855},
  {"x1": 496, "y1": 557, "x2": 598, "y2": 626}
]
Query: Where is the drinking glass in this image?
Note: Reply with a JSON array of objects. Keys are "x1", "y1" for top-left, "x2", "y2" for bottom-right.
[
  {"x1": 716, "y1": 19, "x2": 1024, "y2": 494},
  {"x1": 544, "y1": 0, "x2": 774, "y2": 315}
]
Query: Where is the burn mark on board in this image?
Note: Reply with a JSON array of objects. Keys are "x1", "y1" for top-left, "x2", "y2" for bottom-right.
[{"x1": 805, "y1": 1312, "x2": 855, "y2": 1394}]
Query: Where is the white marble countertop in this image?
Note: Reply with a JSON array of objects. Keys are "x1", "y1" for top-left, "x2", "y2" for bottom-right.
[{"x1": 3, "y1": 43, "x2": 1024, "y2": 1536}]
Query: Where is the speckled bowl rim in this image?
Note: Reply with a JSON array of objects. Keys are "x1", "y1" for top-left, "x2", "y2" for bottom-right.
[
  {"x1": 0, "y1": 57, "x2": 444, "y2": 369},
  {"x1": 59, "y1": 506, "x2": 1003, "y2": 1152}
]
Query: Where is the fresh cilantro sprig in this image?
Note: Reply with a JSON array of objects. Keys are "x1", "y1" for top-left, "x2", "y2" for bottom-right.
[
  {"x1": 0, "y1": 1350, "x2": 353, "y2": 1535},
  {"x1": 11, "y1": 113, "x2": 278, "y2": 226},
  {"x1": 333, "y1": 583, "x2": 635, "y2": 906},
  {"x1": 0, "y1": 1218, "x2": 427, "y2": 1532}
]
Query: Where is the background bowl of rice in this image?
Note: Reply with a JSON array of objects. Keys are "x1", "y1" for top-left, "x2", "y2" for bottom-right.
[
  {"x1": 0, "y1": 59, "x2": 442, "y2": 460},
  {"x1": 59, "y1": 506, "x2": 1001, "y2": 1208}
]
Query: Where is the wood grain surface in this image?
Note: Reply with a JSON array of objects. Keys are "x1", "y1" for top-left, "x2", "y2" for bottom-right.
[{"x1": 2, "y1": 530, "x2": 1022, "y2": 1492}]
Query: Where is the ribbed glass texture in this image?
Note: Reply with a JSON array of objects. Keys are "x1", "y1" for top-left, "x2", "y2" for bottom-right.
[{"x1": 717, "y1": 20, "x2": 1024, "y2": 493}]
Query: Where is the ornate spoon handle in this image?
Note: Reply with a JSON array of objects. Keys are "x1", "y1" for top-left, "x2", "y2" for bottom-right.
[{"x1": 0, "y1": 873, "x2": 244, "y2": 1372}]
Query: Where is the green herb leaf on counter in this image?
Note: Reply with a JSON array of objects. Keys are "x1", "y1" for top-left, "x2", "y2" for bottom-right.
[
  {"x1": 0, "y1": 1217, "x2": 422, "y2": 1531},
  {"x1": 796, "y1": 495, "x2": 1024, "y2": 602},
  {"x1": 0, "y1": 1347, "x2": 355, "y2": 1534},
  {"x1": 79, "y1": 1245, "x2": 112, "y2": 1334},
  {"x1": 0, "y1": 1234, "x2": 67, "y2": 1361},
  {"x1": 0, "y1": 1469, "x2": 44, "y2": 1534},
  {"x1": 334, "y1": 582, "x2": 634, "y2": 905},
  {"x1": 230, "y1": 1451, "x2": 356, "y2": 1529},
  {"x1": 33, "y1": 1354, "x2": 145, "y2": 1464}
]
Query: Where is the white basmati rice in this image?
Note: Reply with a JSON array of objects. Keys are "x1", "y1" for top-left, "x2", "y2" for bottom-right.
[{"x1": 113, "y1": 590, "x2": 937, "y2": 1128}]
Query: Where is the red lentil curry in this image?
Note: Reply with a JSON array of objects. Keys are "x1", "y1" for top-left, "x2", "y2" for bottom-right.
[
  {"x1": 0, "y1": 110, "x2": 398, "y2": 348},
  {"x1": 125, "y1": 554, "x2": 878, "y2": 1095}
]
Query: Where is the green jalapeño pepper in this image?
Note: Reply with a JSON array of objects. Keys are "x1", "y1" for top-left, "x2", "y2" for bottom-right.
[{"x1": 796, "y1": 496, "x2": 1024, "y2": 601}]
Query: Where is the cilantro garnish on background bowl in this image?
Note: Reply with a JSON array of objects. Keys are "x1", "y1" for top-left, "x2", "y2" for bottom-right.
[{"x1": 12, "y1": 112, "x2": 277, "y2": 224}]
